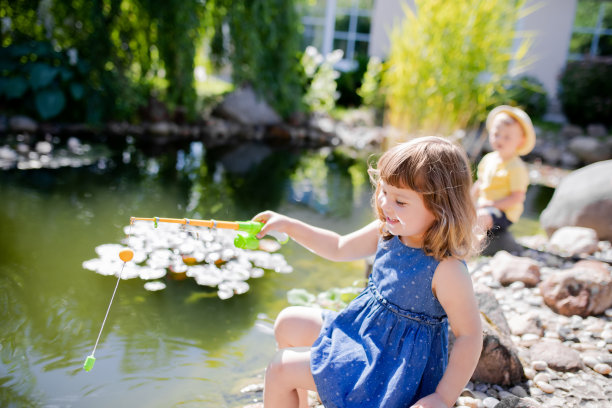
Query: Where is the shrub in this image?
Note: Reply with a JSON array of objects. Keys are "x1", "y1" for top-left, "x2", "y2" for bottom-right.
[
  {"x1": 383, "y1": 0, "x2": 529, "y2": 136},
  {"x1": 357, "y1": 56, "x2": 385, "y2": 111},
  {"x1": 558, "y1": 60, "x2": 612, "y2": 127},
  {"x1": 501, "y1": 75, "x2": 549, "y2": 121},
  {"x1": 300, "y1": 46, "x2": 342, "y2": 113},
  {"x1": 0, "y1": 41, "x2": 95, "y2": 121}
]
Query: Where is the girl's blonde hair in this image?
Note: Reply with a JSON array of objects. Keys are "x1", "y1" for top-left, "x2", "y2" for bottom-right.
[{"x1": 368, "y1": 136, "x2": 479, "y2": 261}]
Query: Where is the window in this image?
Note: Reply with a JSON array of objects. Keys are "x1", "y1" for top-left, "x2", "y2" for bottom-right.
[
  {"x1": 301, "y1": 0, "x2": 374, "y2": 71},
  {"x1": 569, "y1": 0, "x2": 612, "y2": 59}
]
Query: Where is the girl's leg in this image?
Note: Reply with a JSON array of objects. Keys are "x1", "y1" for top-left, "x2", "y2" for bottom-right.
[
  {"x1": 272, "y1": 306, "x2": 323, "y2": 408},
  {"x1": 264, "y1": 347, "x2": 316, "y2": 408},
  {"x1": 274, "y1": 306, "x2": 323, "y2": 348}
]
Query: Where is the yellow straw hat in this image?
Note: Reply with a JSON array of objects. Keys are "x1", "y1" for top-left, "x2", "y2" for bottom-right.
[{"x1": 486, "y1": 105, "x2": 536, "y2": 156}]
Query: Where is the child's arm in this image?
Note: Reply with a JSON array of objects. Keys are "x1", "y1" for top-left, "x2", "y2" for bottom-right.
[
  {"x1": 483, "y1": 191, "x2": 525, "y2": 211},
  {"x1": 253, "y1": 211, "x2": 380, "y2": 262},
  {"x1": 413, "y1": 259, "x2": 482, "y2": 408}
]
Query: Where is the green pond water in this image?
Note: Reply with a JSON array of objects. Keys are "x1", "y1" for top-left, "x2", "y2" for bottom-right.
[{"x1": 0, "y1": 141, "x2": 551, "y2": 407}]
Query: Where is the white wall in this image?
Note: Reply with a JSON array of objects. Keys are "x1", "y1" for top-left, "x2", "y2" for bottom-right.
[
  {"x1": 369, "y1": 0, "x2": 414, "y2": 58},
  {"x1": 517, "y1": 0, "x2": 577, "y2": 100}
]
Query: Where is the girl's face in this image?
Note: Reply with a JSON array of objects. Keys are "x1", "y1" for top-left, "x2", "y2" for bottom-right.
[{"x1": 377, "y1": 180, "x2": 436, "y2": 247}]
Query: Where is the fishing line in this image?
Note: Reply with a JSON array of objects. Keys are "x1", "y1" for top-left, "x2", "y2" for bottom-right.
[{"x1": 83, "y1": 220, "x2": 135, "y2": 372}]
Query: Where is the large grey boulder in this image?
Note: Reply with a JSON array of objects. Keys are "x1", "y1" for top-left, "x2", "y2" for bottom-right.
[
  {"x1": 214, "y1": 86, "x2": 282, "y2": 126},
  {"x1": 540, "y1": 160, "x2": 612, "y2": 240}
]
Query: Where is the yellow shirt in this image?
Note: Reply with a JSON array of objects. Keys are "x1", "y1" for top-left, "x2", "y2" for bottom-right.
[{"x1": 477, "y1": 152, "x2": 529, "y2": 223}]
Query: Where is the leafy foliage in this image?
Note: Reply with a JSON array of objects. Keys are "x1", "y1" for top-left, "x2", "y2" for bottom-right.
[
  {"x1": 0, "y1": 41, "x2": 95, "y2": 121},
  {"x1": 383, "y1": 0, "x2": 530, "y2": 135},
  {"x1": 210, "y1": 0, "x2": 306, "y2": 118},
  {"x1": 0, "y1": 0, "x2": 307, "y2": 122},
  {"x1": 357, "y1": 56, "x2": 385, "y2": 110},
  {"x1": 501, "y1": 75, "x2": 548, "y2": 121},
  {"x1": 559, "y1": 60, "x2": 612, "y2": 127},
  {"x1": 300, "y1": 46, "x2": 342, "y2": 113}
]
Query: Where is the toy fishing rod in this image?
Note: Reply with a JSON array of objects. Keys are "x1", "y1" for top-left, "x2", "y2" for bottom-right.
[
  {"x1": 129, "y1": 216, "x2": 289, "y2": 249},
  {"x1": 82, "y1": 216, "x2": 288, "y2": 372}
]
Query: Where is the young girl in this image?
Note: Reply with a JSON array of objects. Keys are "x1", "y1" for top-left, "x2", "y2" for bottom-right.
[{"x1": 253, "y1": 136, "x2": 482, "y2": 408}]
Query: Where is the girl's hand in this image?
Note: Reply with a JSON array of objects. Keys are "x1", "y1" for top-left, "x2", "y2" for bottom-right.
[
  {"x1": 410, "y1": 392, "x2": 449, "y2": 408},
  {"x1": 252, "y1": 211, "x2": 293, "y2": 239}
]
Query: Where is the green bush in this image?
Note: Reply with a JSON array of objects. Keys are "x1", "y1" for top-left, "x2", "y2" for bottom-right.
[
  {"x1": 357, "y1": 56, "x2": 385, "y2": 110},
  {"x1": 0, "y1": 41, "x2": 95, "y2": 121},
  {"x1": 558, "y1": 60, "x2": 612, "y2": 127},
  {"x1": 501, "y1": 75, "x2": 548, "y2": 121}
]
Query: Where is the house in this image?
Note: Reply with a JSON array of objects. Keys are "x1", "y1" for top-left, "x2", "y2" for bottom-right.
[{"x1": 302, "y1": 0, "x2": 610, "y2": 112}]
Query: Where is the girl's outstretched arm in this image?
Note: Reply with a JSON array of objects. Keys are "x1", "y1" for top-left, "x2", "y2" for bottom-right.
[
  {"x1": 252, "y1": 211, "x2": 380, "y2": 262},
  {"x1": 413, "y1": 259, "x2": 482, "y2": 408}
]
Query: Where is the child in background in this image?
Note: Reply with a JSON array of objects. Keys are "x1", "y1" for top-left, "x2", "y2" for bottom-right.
[
  {"x1": 473, "y1": 105, "x2": 536, "y2": 237},
  {"x1": 253, "y1": 137, "x2": 482, "y2": 408}
]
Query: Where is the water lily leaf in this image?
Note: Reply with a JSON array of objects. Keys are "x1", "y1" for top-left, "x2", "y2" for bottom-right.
[
  {"x1": 29, "y1": 63, "x2": 59, "y2": 90},
  {"x1": 287, "y1": 288, "x2": 316, "y2": 306},
  {"x1": 1, "y1": 77, "x2": 29, "y2": 99},
  {"x1": 35, "y1": 88, "x2": 66, "y2": 119}
]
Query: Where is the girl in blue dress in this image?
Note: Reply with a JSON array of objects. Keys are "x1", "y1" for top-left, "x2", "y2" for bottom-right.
[{"x1": 253, "y1": 136, "x2": 482, "y2": 408}]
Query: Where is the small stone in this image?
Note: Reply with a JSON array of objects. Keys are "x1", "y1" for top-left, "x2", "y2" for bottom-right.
[
  {"x1": 583, "y1": 355, "x2": 599, "y2": 368},
  {"x1": 482, "y1": 397, "x2": 499, "y2": 408},
  {"x1": 472, "y1": 390, "x2": 488, "y2": 400},
  {"x1": 524, "y1": 367, "x2": 536, "y2": 379},
  {"x1": 509, "y1": 385, "x2": 528, "y2": 398},
  {"x1": 536, "y1": 381, "x2": 555, "y2": 393},
  {"x1": 593, "y1": 363, "x2": 612, "y2": 375},
  {"x1": 498, "y1": 390, "x2": 515, "y2": 399},
  {"x1": 456, "y1": 396, "x2": 480, "y2": 408},
  {"x1": 534, "y1": 372, "x2": 551, "y2": 383},
  {"x1": 521, "y1": 333, "x2": 540, "y2": 346},
  {"x1": 532, "y1": 360, "x2": 548, "y2": 371}
]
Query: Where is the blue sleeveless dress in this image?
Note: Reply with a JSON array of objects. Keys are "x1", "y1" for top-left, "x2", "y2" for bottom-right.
[{"x1": 310, "y1": 236, "x2": 449, "y2": 407}]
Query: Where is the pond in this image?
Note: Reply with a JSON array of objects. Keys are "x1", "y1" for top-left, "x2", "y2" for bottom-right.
[{"x1": 0, "y1": 140, "x2": 552, "y2": 407}]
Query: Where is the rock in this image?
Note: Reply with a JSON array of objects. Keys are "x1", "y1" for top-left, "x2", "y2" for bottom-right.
[
  {"x1": 474, "y1": 284, "x2": 512, "y2": 335},
  {"x1": 548, "y1": 226, "x2": 599, "y2": 256},
  {"x1": 560, "y1": 124, "x2": 583, "y2": 139},
  {"x1": 539, "y1": 260, "x2": 612, "y2": 317},
  {"x1": 529, "y1": 342, "x2": 583, "y2": 372},
  {"x1": 568, "y1": 136, "x2": 612, "y2": 164},
  {"x1": 586, "y1": 124, "x2": 608, "y2": 138},
  {"x1": 535, "y1": 381, "x2": 554, "y2": 393},
  {"x1": 9, "y1": 115, "x2": 38, "y2": 133},
  {"x1": 472, "y1": 315, "x2": 524, "y2": 386},
  {"x1": 149, "y1": 121, "x2": 174, "y2": 136},
  {"x1": 482, "y1": 397, "x2": 499, "y2": 408},
  {"x1": 214, "y1": 86, "x2": 282, "y2": 126},
  {"x1": 593, "y1": 363, "x2": 611, "y2": 375},
  {"x1": 531, "y1": 360, "x2": 548, "y2": 371},
  {"x1": 540, "y1": 160, "x2": 612, "y2": 241},
  {"x1": 508, "y1": 311, "x2": 544, "y2": 337},
  {"x1": 481, "y1": 230, "x2": 523, "y2": 256},
  {"x1": 490, "y1": 251, "x2": 541, "y2": 287}
]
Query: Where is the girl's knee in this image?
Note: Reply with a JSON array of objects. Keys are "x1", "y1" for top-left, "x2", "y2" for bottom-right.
[{"x1": 274, "y1": 307, "x2": 322, "y2": 347}]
